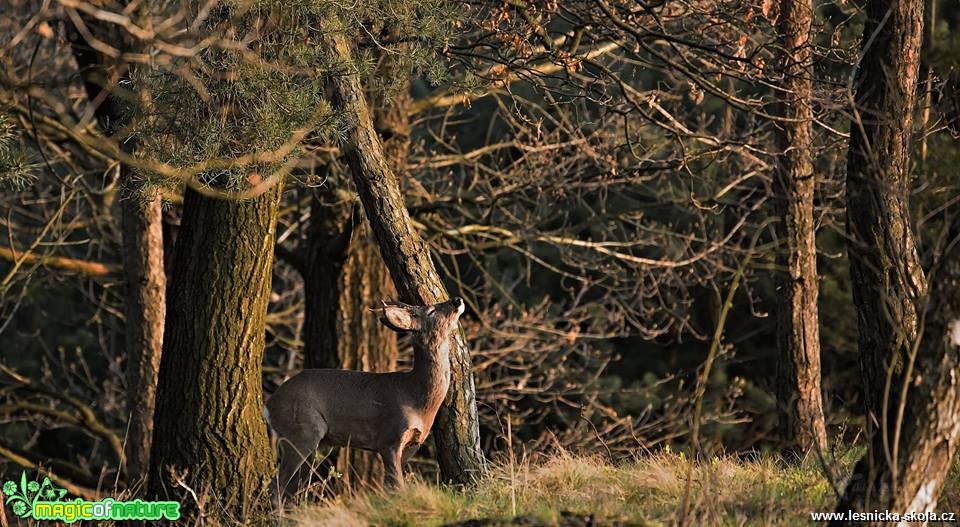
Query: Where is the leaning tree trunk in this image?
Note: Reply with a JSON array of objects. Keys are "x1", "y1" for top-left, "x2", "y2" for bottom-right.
[
  {"x1": 773, "y1": 0, "x2": 828, "y2": 455},
  {"x1": 337, "y1": 59, "x2": 410, "y2": 487},
  {"x1": 831, "y1": 0, "x2": 949, "y2": 521},
  {"x1": 149, "y1": 185, "x2": 280, "y2": 522},
  {"x1": 301, "y1": 56, "x2": 411, "y2": 487},
  {"x1": 317, "y1": 23, "x2": 485, "y2": 484},
  {"x1": 66, "y1": 16, "x2": 165, "y2": 487}
]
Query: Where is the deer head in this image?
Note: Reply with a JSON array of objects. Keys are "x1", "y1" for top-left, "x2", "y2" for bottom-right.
[{"x1": 375, "y1": 297, "x2": 465, "y2": 349}]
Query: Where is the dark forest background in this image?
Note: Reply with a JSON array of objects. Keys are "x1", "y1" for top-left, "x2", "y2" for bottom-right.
[{"x1": 1, "y1": 0, "x2": 959, "y2": 524}]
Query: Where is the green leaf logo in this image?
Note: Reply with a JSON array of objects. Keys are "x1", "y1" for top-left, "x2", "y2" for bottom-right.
[{"x1": 3, "y1": 472, "x2": 69, "y2": 518}]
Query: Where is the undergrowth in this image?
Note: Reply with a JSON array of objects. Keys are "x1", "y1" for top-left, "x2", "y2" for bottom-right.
[{"x1": 288, "y1": 449, "x2": 935, "y2": 526}]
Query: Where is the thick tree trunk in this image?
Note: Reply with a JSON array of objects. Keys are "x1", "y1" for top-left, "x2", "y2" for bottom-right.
[
  {"x1": 66, "y1": 18, "x2": 165, "y2": 487},
  {"x1": 834, "y1": 218, "x2": 960, "y2": 524},
  {"x1": 318, "y1": 25, "x2": 485, "y2": 484},
  {"x1": 773, "y1": 0, "x2": 828, "y2": 455},
  {"x1": 303, "y1": 187, "x2": 355, "y2": 371},
  {"x1": 830, "y1": 0, "x2": 960, "y2": 521},
  {"x1": 148, "y1": 185, "x2": 280, "y2": 522}
]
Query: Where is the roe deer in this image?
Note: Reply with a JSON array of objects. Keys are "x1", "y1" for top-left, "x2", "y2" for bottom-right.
[{"x1": 265, "y1": 297, "x2": 465, "y2": 496}]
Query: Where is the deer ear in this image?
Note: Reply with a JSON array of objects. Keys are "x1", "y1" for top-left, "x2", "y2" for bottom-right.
[{"x1": 379, "y1": 305, "x2": 418, "y2": 332}]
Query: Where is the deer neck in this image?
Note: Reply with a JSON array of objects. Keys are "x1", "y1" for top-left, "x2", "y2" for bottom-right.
[{"x1": 408, "y1": 335, "x2": 452, "y2": 415}]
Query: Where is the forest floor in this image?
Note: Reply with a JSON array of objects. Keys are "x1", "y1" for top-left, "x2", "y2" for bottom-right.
[{"x1": 288, "y1": 448, "x2": 960, "y2": 526}]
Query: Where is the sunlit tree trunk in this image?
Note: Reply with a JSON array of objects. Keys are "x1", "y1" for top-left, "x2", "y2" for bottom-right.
[
  {"x1": 773, "y1": 0, "x2": 828, "y2": 455},
  {"x1": 119, "y1": 190, "x2": 166, "y2": 487},
  {"x1": 317, "y1": 23, "x2": 485, "y2": 484},
  {"x1": 66, "y1": 15, "x2": 165, "y2": 487},
  {"x1": 828, "y1": 0, "x2": 960, "y2": 521},
  {"x1": 149, "y1": 186, "x2": 280, "y2": 522}
]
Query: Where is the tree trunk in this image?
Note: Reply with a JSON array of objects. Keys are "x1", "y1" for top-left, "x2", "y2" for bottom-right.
[
  {"x1": 773, "y1": 0, "x2": 828, "y2": 455},
  {"x1": 834, "y1": 217, "x2": 960, "y2": 523},
  {"x1": 66, "y1": 17, "x2": 165, "y2": 487},
  {"x1": 148, "y1": 185, "x2": 280, "y2": 522},
  {"x1": 336, "y1": 54, "x2": 411, "y2": 487},
  {"x1": 845, "y1": 0, "x2": 927, "y2": 427},
  {"x1": 317, "y1": 25, "x2": 485, "y2": 484},
  {"x1": 302, "y1": 186, "x2": 355, "y2": 371},
  {"x1": 301, "y1": 53, "x2": 411, "y2": 487},
  {"x1": 120, "y1": 191, "x2": 166, "y2": 487},
  {"x1": 831, "y1": 0, "x2": 954, "y2": 520}
]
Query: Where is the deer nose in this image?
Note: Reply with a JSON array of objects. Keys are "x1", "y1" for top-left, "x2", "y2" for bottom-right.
[{"x1": 451, "y1": 297, "x2": 464, "y2": 307}]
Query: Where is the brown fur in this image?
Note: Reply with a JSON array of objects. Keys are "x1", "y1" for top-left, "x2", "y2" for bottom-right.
[{"x1": 266, "y1": 297, "x2": 465, "y2": 496}]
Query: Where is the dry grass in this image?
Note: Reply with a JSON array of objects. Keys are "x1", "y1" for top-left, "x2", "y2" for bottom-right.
[{"x1": 290, "y1": 449, "x2": 865, "y2": 527}]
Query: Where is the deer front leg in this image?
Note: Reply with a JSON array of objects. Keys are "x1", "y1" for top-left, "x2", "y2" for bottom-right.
[{"x1": 380, "y1": 446, "x2": 404, "y2": 487}]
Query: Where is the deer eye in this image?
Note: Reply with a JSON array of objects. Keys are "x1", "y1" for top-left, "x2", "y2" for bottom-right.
[{"x1": 425, "y1": 308, "x2": 435, "y2": 316}]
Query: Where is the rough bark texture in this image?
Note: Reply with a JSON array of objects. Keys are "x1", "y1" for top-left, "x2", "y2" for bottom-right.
[
  {"x1": 773, "y1": 0, "x2": 828, "y2": 455},
  {"x1": 120, "y1": 192, "x2": 166, "y2": 487},
  {"x1": 318, "y1": 25, "x2": 485, "y2": 484},
  {"x1": 884, "y1": 223, "x2": 960, "y2": 516},
  {"x1": 830, "y1": 0, "x2": 960, "y2": 520},
  {"x1": 148, "y1": 185, "x2": 280, "y2": 522},
  {"x1": 845, "y1": 0, "x2": 927, "y2": 426},
  {"x1": 834, "y1": 218, "x2": 960, "y2": 524},
  {"x1": 66, "y1": 17, "x2": 165, "y2": 487}
]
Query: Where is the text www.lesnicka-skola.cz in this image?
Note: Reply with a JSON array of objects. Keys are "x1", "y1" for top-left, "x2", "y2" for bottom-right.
[{"x1": 810, "y1": 510, "x2": 956, "y2": 522}]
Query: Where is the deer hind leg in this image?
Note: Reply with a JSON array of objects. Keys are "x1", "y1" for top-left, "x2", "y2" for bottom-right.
[{"x1": 276, "y1": 415, "x2": 327, "y2": 500}]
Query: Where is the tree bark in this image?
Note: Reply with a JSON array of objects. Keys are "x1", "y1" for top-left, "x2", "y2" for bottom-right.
[
  {"x1": 773, "y1": 0, "x2": 828, "y2": 455},
  {"x1": 148, "y1": 185, "x2": 280, "y2": 522},
  {"x1": 336, "y1": 56, "x2": 411, "y2": 487},
  {"x1": 845, "y1": 0, "x2": 927, "y2": 427},
  {"x1": 120, "y1": 191, "x2": 166, "y2": 487},
  {"x1": 66, "y1": 17, "x2": 165, "y2": 487},
  {"x1": 317, "y1": 25, "x2": 486, "y2": 484},
  {"x1": 302, "y1": 185, "x2": 356, "y2": 371},
  {"x1": 834, "y1": 218, "x2": 960, "y2": 523},
  {"x1": 830, "y1": 0, "x2": 960, "y2": 520},
  {"x1": 301, "y1": 54, "x2": 411, "y2": 486}
]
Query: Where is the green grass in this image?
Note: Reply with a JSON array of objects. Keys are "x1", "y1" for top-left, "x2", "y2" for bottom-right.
[{"x1": 289, "y1": 449, "x2": 889, "y2": 526}]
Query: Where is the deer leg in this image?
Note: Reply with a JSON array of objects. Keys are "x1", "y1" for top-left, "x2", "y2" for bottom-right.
[
  {"x1": 276, "y1": 417, "x2": 327, "y2": 499},
  {"x1": 401, "y1": 432, "x2": 423, "y2": 465},
  {"x1": 380, "y1": 446, "x2": 404, "y2": 487}
]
